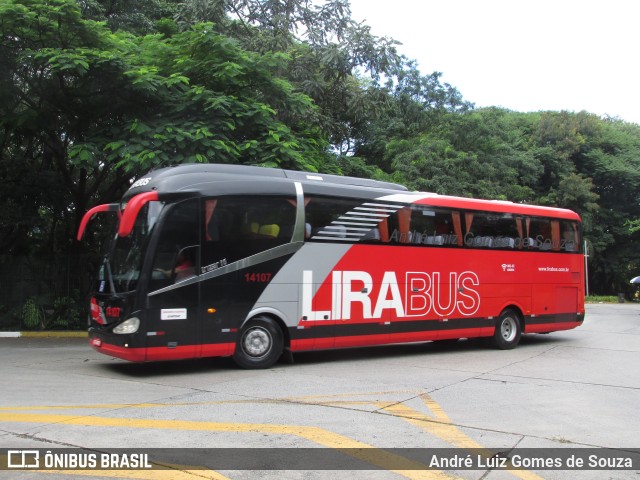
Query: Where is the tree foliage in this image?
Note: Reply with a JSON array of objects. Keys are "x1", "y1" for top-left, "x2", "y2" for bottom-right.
[{"x1": 0, "y1": 0, "x2": 327, "y2": 255}]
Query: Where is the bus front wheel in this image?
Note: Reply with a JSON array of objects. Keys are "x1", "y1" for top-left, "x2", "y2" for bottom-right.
[
  {"x1": 492, "y1": 309, "x2": 522, "y2": 350},
  {"x1": 233, "y1": 316, "x2": 283, "y2": 369}
]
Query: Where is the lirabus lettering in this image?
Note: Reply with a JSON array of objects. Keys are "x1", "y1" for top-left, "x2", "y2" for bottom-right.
[{"x1": 302, "y1": 270, "x2": 480, "y2": 321}]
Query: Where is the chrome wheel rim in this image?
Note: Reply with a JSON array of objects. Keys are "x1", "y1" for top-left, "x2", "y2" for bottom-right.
[
  {"x1": 242, "y1": 327, "x2": 271, "y2": 357},
  {"x1": 501, "y1": 317, "x2": 517, "y2": 342}
]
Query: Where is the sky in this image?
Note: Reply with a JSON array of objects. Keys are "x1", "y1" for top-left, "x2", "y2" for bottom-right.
[{"x1": 347, "y1": 0, "x2": 639, "y2": 124}]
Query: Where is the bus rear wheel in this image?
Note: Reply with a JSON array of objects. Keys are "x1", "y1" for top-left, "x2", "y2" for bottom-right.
[
  {"x1": 233, "y1": 316, "x2": 283, "y2": 369},
  {"x1": 492, "y1": 309, "x2": 522, "y2": 350}
]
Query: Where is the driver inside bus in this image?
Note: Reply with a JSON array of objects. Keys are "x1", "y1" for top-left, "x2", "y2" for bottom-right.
[{"x1": 155, "y1": 250, "x2": 195, "y2": 282}]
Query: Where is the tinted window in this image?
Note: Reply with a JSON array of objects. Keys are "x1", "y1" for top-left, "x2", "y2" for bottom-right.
[
  {"x1": 385, "y1": 205, "x2": 462, "y2": 247},
  {"x1": 203, "y1": 195, "x2": 296, "y2": 268},
  {"x1": 305, "y1": 196, "x2": 403, "y2": 243},
  {"x1": 150, "y1": 199, "x2": 199, "y2": 290},
  {"x1": 463, "y1": 212, "x2": 519, "y2": 249},
  {"x1": 525, "y1": 217, "x2": 581, "y2": 252},
  {"x1": 303, "y1": 195, "x2": 581, "y2": 253}
]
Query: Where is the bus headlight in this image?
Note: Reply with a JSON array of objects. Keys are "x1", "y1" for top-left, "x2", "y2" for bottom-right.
[{"x1": 113, "y1": 317, "x2": 140, "y2": 334}]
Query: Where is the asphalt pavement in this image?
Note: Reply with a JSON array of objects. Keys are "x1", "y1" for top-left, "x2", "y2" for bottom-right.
[{"x1": 0, "y1": 303, "x2": 638, "y2": 480}]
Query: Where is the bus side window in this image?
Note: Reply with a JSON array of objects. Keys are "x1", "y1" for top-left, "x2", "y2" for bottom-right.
[
  {"x1": 396, "y1": 206, "x2": 462, "y2": 247},
  {"x1": 202, "y1": 195, "x2": 296, "y2": 268},
  {"x1": 560, "y1": 220, "x2": 581, "y2": 252},
  {"x1": 305, "y1": 196, "x2": 383, "y2": 243},
  {"x1": 464, "y1": 212, "x2": 518, "y2": 249},
  {"x1": 529, "y1": 218, "x2": 552, "y2": 250}
]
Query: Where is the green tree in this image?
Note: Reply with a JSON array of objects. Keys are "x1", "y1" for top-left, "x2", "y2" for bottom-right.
[
  {"x1": 171, "y1": 0, "x2": 411, "y2": 159},
  {"x1": 385, "y1": 108, "x2": 541, "y2": 202},
  {"x1": 528, "y1": 111, "x2": 640, "y2": 293},
  {"x1": 0, "y1": 0, "x2": 327, "y2": 254},
  {"x1": 353, "y1": 65, "x2": 473, "y2": 170},
  {"x1": 82, "y1": 0, "x2": 409, "y2": 161},
  {"x1": 79, "y1": 0, "x2": 178, "y2": 34}
]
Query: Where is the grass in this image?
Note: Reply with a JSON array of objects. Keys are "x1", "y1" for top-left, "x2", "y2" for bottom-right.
[{"x1": 586, "y1": 295, "x2": 624, "y2": 303}]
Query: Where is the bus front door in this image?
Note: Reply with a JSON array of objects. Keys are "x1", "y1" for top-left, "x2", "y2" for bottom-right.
[
  {"x1": 146, "y1": 280, "x2": 200, "y2": 361},
  {"x1": 145, "y1": 199, "x2": 201, "y2": 361}
]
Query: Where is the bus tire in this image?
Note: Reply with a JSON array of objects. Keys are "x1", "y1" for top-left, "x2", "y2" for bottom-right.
[
  {"x1": 233, "y1": 316, "x2": 283, "y2": 369},
  {"x1": 492, "y1": 309, "x2": 521, "y2": 350}
]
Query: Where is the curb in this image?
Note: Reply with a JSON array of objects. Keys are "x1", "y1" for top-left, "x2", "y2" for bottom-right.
[{"x1": 0, "y1": 331, "x2": 87, "y2": 338}]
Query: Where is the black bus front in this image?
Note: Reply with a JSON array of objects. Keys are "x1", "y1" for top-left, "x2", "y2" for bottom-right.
[{"x1": 86, "y1": 199, "x2": 164, "y2": 361}]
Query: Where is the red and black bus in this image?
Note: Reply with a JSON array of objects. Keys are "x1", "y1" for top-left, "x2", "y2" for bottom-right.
[{"x1": 77, "y1": 164, "x2": 585, "y2": 368}]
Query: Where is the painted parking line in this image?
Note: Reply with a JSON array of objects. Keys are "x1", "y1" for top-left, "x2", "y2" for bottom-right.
[
  {"x1": 0, "y1": 412, "x2": 458, "y2": 480},
  {"x1": 0, "y1": 389, "x2": 416, "y2": 413},
  {"x1": 1, "y1": 391, "x2": 542, "y2": 479},
  {"x1": 379, "y1": 394, "x2": 544, "y2": 480},
  {"x1": 257, "y1": 392, "x2": 546, "y2": 480}
]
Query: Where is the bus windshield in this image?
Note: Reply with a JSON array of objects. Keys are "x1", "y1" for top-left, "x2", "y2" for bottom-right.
[{"x1": 96, "y1": 201, "x2": 163, "y2": 294}]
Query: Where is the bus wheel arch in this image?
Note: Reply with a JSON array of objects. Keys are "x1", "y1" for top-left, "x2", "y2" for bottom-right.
[
  {"x1": 233, "y1": 314, "x2": 285, "y2": 369},
  {"x1": 491, "y1": 306, "x2": 523, "y2": 350}
]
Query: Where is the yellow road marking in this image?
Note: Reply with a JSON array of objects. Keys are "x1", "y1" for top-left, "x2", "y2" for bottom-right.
[
  {"x1": 0, "y1": 390, "x2": 424, "y2": 413},
  {"x1": 0, "y1": 399, "x2": 377, "y2": 412},
  {"x1": 20, "y1": 331, "x2": 87, "y2": 338},
  {"x1": 1, "y1": 393, "x2": 545, "y2": 479},
  {"x1": 0, "y1": 413, "x2": 459, "y2": 480},
  {"x1": 283, "y1": 390, "x2": 421, "y2": 400},
  {"x1": 380, "y1": 394, "x2": 544, "y2": 480}
]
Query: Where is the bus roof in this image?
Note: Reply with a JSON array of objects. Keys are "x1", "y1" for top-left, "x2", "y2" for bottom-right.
[
  {"x1": 125, "y1": 164, "x2": 408, "y2": 197},
  {"x1": 380, "y1": 192, "x2": 581, "y2": 220},
  {"x1": 125, "y1": 164, "x2": 580, "y2": 221}
]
